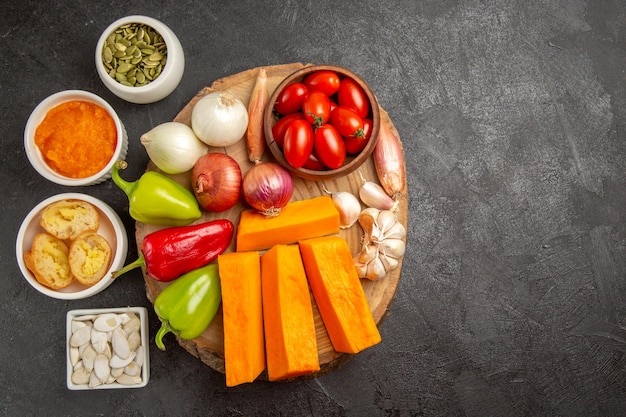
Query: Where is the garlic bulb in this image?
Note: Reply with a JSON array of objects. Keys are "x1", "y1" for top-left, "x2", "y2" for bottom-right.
[
  {"x1": 191, "y1": 91, "x2": 249, "y2": 147},
  {"x1": 354, "y1": 207, "x2": 406, "y2": 281},
  {"x1": 140, "y1": 122, "x2": 208, "y2": 174},
  {"x1": 323, "y1": 187, "x2": 361, "y2": 229}
]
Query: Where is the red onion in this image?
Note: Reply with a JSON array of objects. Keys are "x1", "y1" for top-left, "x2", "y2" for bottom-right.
[
  {"x1": 192, "y1": 153, "x2": 242, "y2": 212},
  {"x1": 242, "y1": 163, "x2": 294, "y2": 217}
]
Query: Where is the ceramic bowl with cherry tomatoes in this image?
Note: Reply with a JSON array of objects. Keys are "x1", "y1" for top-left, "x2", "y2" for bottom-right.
[{"x1": 264, "y1": 65, "x2": 380, "y2": 180}]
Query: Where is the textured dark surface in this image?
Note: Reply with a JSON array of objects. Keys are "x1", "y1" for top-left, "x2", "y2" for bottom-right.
[{"x1": 2, "y1": 1, "x2": 625, "y2": 416}]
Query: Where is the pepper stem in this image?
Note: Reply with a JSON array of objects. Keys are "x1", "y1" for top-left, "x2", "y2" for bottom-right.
[
  {"x1": 155, "y1": 319, "x2": 174, "y2": 351},
  {"x1": 111, "y1": 253, "x2": 145, "y2": 279},
  {"x1": 111, "y1": 160, "x2": 137, "y2": 197}
]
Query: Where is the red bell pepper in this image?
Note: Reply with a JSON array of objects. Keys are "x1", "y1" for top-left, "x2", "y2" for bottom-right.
[{"x1": 112, "y1": 219, "x2": 234, "y2": 282}]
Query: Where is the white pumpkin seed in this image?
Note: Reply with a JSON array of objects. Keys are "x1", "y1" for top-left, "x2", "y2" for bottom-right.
[
  {"x1": 90, "y1": 328, "x2": 108, "y2": 354},
  {"x1": 109, "y1": 351, "x2": 136, "y2": 369},
  {"x1": 93, "y1": 354, "x2": 111, "y2": 383},
  {"x1": 116, "y1": 373, "x2": 142, "y2": 386},
  {"x1": 71, "y1": 368, "x2": 91, "y2": 385},
  {"x1": 124, "y1": 361, "x2": 141, "y2": 377},
  {"x1": 80, "y1": 344, "x2": 97, "y2": 371},
  {"x1": 134, "y1": 346, "x2": 145, "y2": 368},
  {"x1": 70, "y1": 347, "x2": 80, "y2": 367},
  {"x1": 112, "y1": 328, "x2": 130, "y2": 360},
  {"x1": 71, "y1": 320, "x2": 86, "y2": 333},
  {"x1": 69, "y1": 325, "x2": 91, "y2": 347},
  {"x1": 127, "y1": 331, "x2": 141, "y2": 352},
  {"x1": 88, "y1": 371, "x2": 102, "y2": 388},
  {"x1": 110, "y1": 366, "x2": 124, "y2": 378},
  {"x1": 93, "y1": 313, "x2": 122, "y2": 332},
  {"x1": 123, "y1": 316, "x2": 141, "y2": 335}
]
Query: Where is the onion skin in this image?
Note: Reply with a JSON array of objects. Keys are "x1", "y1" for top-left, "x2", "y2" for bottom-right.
[
  {"x1": 242, "y1": 163, "x2": 294, "y2": 217},
  {"x1": 373, "y1": 120, "x2": 406, "y2": 199},
  {"x1": 192, "y1": 153, "x2": 242, "y2": 212}
]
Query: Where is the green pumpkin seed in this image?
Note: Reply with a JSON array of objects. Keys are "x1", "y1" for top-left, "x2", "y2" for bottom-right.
[
  {"x1": 148, "y1": 51, "x2": 163, "y2": 62},
  {"x1": 103, "y1": 47, "x2": 113, "y2": 63},
  {"x1": 116, "y1": 62, "x2": 133, "y2": 73},
  {"x1": 101, "y1": 21, "x2": 168, "y2": 87}
]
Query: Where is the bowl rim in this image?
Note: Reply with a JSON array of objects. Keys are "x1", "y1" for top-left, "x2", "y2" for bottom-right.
[
  {"x1": 23, "y1": 89, "x2": 126, "y2": 186},
  {"x1": 95, "y1": 15, "x2": 184, "y2": 101},
  {"x1": 264, "y1": 64, "x2": 380, "y2": 181},
  {"x1": 66, "y1": 307, "x2": 150, "y2": 390},
  {"x1": 15, "y1": 193, "x2": 128, "y2": 300}
]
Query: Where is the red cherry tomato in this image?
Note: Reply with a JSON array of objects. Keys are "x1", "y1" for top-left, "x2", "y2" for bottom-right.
[
  {"x1": 303, "y1": 70, "x2": 341, "y2": 96},
  {"x1": 302, "y1": 91, "x2": 331, "y2": 126},
  {"x1": 344, "y1": 118, "x2": 373, "y2": 154},
  {"x1": 329, "y1": 106, "x2": 365, "y2": 138},
  {"x1": 314, "y1": 125, "x2": 346, "y2": 169},
  {"x1": 302, "y1": 149, "x2": 327, "y2": 171},
  {"x1": 329, "y1": 100, "x2": 337, "y2": 113},
  {"x1": 283, "y1": 119, "x2": 313, "y2": 168},
  {"x1": 271, "y1": 112, "x2": 305, "y2": 148},
  {"x1": 337, "y1": 78, "x2": 370, "y2": 119},
  {"x1": 275, "y1": 82, "x2": 308, "y2": 115}
]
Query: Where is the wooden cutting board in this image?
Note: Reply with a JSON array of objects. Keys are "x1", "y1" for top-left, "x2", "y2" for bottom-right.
[{"x1": 137, "y1": 62, "x2": 408, "y2": 379}]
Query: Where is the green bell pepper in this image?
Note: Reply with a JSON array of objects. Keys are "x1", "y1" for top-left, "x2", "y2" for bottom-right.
[
  {"x1": 154, "y1": 263, "x2": 222, "y2": 351},
  {"x1": 112, "y1": 160, "x2": 201, "y2": 226}
]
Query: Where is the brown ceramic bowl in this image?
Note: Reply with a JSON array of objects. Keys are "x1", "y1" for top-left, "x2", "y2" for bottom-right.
[{"x1": 264, "y1": 65, "x2": 380, "y2": 181}]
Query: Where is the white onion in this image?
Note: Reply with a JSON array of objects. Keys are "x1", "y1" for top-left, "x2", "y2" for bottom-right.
[
  {"x1": 191, "y1": 91, "x2": 249, "y2": 147},
  {"x1": 140, "y1": 122, "x2": 208, "y2": 174}
]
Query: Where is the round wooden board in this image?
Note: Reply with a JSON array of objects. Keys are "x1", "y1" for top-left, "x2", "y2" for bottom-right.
[{"x1": 137, "y1": 62, "x2": 408, "y2": 380}]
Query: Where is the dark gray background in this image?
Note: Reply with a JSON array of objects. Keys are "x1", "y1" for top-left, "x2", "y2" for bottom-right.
[{"x1": 2, "y1": 1, "x2": 625, "y2": 416}]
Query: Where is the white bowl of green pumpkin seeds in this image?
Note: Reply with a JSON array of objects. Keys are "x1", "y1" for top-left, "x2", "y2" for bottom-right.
[{"x1": 96, "y1": 16, "x2": 185, "y2": 104}]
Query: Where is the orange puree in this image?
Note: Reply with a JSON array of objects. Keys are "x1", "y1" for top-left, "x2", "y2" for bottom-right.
[{"x1": 34, "y1": 100, "x2": 117, "y2": 178}]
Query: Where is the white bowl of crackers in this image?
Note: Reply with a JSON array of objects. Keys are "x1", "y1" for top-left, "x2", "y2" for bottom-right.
[{"x1": 15, "y1": 193, "x2": 128, "y2": 300}]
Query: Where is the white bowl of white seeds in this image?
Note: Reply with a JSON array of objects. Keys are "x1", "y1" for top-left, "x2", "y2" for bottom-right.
[{"x1": 66, "y1": 307, "x2": 150, "y2": 390}]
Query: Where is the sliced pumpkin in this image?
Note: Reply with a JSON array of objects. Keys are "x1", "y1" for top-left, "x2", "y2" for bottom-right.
[
  {"x1": 236, "y1": 195, "x2": 340, "y2": 252},
  {"x1": 299, "y1": 235, "x2": 381, "y2": 353},
  {"x1": 218, "y1": 251, "x2": 265, "y2": 387},
  {"x1": 261, "y1": 244, "x2": 320, "y2": 380}
]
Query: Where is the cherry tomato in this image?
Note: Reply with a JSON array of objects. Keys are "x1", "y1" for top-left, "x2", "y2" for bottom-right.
[
  {"x1": 302, "y1": 149, "x2": 327, "y2": 171},
  {"x1": 329, "y1": 106, "x2": 365, "y2": 138},
  {"x1": 344, "y1": 118, "x2": 373, "y2": 154},
  {"x1": 314, "y1": 125, "x2": 346, "y2": 169},
  {"x1": 302, "y1": 91, "x2": 331, "y2": 126},
  {"x1": 303, "y1": 70, "x2": 341, "y2": 96},
  {"x1": 271, "y1": 112, "x2": 305, "y2": 148},
  {"x1": 337, "y1": 78, "x2": 370, "y2": 119},
  {"x1": 283, "y1": 119, "x2": 313, "y2": 168},
  {"x1": 275, "y1": 82, "x2": 308, "y2": 115}
]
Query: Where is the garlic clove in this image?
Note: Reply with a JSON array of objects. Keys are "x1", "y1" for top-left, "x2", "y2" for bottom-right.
[
  {"x1": 383, "y1": 221, "x2": 406, "y2": 240},
  {"x1": 358, "y1": 207, "x2": 380, "y2": 235},
  {"x1": 358, "y1": 173, "x2": 397, "y2": 211},
  {"x1": 378, "y1": 238, "x2": 406, "y2": 259},
  {"x1": 375, "y1": 210, "x2": 398, "y2": 234},
  {"x1": 379, "y1": 253, "x2": 400, "y2": 271},
  {"x1": 324, "y1": 188, "x2": 361, "y2": 229},
  {"x1": 364, "y1": 256, "x2": 387, "y2": 281},
  {"x1": 358, "y1": 241, "x2": 379, "y2": 264}
]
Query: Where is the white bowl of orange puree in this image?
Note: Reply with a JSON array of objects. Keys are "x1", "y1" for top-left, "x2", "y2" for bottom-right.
[{"x1": 24, "y1": 90, "x2": 128, "y2": 186}]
